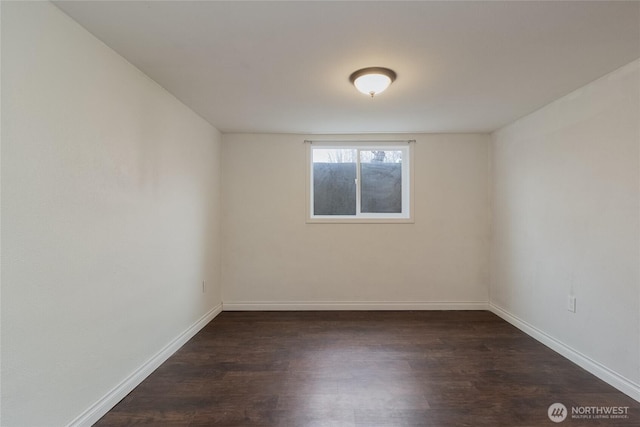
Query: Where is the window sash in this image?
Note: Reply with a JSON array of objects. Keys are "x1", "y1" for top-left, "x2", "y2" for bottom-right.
[{"x1": 308, "y1": 143, "x2": 411, "y2": 222}]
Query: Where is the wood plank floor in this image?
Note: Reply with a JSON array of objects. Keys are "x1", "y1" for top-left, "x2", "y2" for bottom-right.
[{"x1": 96, "y1": 311, "x2": 639, "y2": 426}]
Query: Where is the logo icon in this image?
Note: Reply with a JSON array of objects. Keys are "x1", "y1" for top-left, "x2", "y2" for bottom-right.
[{"x1": 548, "y1": 403, "x2": 568, "y2": 423}]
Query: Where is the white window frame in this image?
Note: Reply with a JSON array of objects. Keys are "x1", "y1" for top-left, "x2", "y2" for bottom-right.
[{"x1": 306, "y1": 140, "x2": 414, "y2": 223}]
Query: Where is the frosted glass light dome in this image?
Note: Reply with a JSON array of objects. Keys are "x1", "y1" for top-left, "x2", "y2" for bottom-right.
[{"x1": 349, "y1": 67, "x2": 397, "y2": 97}]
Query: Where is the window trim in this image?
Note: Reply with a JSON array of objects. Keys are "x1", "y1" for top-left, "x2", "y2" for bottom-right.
[{"x1": 306, "y1": 140, "x2": 415, "y2": 224}]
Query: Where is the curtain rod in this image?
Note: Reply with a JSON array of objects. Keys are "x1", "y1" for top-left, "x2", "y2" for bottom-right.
[{"x1": 304, "y1": 139, "x2": 415, "y2": 144}]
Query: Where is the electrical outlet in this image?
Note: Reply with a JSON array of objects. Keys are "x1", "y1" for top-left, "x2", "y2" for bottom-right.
[
  {"x1": 568, "y1": 295, "x2": 576, "y2": 313},
  {"x1": 202, "y1": 280, "x2": 206, "y2": 293}
]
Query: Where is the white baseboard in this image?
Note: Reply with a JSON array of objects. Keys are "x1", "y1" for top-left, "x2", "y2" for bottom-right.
[
  {"x1": 223, "y1": 301, "x2": 489, "y2": 311},
  {"x1": 67, "y1": 303, "x2": 223, "y2": 427},
  {"x1": 489, "y1": 303, "x2": 640, "y2": 403}
]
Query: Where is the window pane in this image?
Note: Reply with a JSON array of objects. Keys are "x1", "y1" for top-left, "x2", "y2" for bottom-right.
[
  {"x1": 360, "y1": 150, "x2": 402, "y2": 213},
  {"x1": 313, "y1": 149, "x2": 357, "y2": 215}
]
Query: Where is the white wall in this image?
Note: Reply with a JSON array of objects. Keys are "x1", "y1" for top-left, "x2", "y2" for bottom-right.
[
  {"x1": 1, "y1": 2, "x2": 222, "y2": 425},
  {"x1": 222, "y1": 133, "x2": 490, "y2": 309},
  {"x1": 490, "y1": 60, "x2": 640, "y2": 397}
]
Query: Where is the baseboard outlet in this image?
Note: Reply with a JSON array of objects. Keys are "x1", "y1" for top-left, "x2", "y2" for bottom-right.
[
  {"x1": 489, "y1": 303, "x2": 640, "y2": 403},
  {"x1": 223, "y1": 301, "x2": 489, "y2": 311},
  {"x1": 67, "y1": 303, "x2": 223, "y2": 427}
]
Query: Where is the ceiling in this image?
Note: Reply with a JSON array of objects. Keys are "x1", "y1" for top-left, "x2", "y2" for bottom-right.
[{"x1": 54, "y1": 1, "x2": 639, "y2": 134}]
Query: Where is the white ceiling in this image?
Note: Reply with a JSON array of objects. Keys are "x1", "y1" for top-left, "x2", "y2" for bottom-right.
[{"x1": 54, "y1": 1, "x2": 639, "y2": 134}]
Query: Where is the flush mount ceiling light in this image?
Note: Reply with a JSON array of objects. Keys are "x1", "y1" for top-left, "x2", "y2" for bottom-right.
[{"x1": 349, "y1": 67, "x2": 397, "y2": 98}]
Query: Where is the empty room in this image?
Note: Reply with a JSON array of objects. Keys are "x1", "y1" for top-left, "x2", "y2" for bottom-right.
[{"x1": 1, "y1": 1, "x2": 639, "y2": 426}]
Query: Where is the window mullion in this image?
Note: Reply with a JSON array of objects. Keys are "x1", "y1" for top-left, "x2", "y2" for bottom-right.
[{"x1": 355, "y1": 149, "x2": 361, "y2": 216}]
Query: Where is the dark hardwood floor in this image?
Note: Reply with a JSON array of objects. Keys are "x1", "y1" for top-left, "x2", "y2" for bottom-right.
[{"x1": 95, "y1": 311, "x2": 639, "y2": 426}]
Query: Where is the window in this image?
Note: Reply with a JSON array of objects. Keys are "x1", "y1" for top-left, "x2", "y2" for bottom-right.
[{"x1": 307, "y1": 141, "x2": 413, "y2": 222}]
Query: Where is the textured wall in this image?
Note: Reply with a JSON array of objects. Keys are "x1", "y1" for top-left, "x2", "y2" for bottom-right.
[
  {"x1": 1, "y1": 2, "x2": 222, "y2": 425},
  {"x1": 490, "y1": 59, "x2": 640, "y2": 390},
  {"x1": 222, "y1": 133, "x2": 490, "y2": 307}
]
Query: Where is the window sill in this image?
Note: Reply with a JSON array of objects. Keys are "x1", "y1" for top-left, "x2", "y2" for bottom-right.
[{"x1": 306, "y1": 217, "x2": 415, "y2": 224}]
